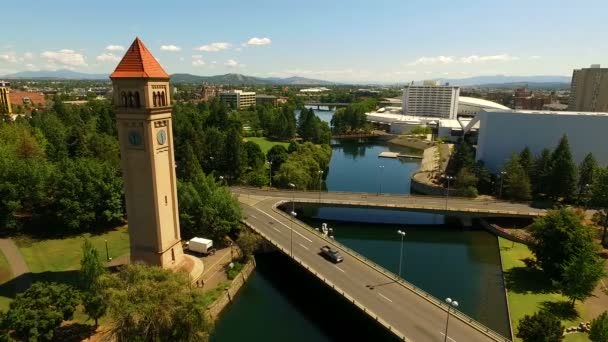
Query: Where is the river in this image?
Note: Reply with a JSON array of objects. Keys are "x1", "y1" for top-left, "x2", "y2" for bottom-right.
[{"x1": 210, "y1": 109, "x2": 510, "y2": 340}]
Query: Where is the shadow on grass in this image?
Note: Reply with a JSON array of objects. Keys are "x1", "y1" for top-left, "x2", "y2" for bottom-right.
[
  {"x1": 539, "y1": 300, "x2": 579, "y2": 321},
  {"x1": 53, "y1": 323, "x2": 96, "y2": 342},
  {"x1": 504, "y1": 264, "x2": 554, "y2": 294},
  {"x1": 0, "y1": 270, "x2": 80, "y2": 302}
]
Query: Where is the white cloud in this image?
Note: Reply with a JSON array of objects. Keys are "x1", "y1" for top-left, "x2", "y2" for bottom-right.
[
  {"x1": 25, "y1": 63, "x2": 36, "y2": 70},
  {"x1": 244, "y1": 37, "x2": 272, "y2": 46},
  {"x1": 41, "y1": 49, "x2": 87, "y2": 67},
  {"x1": 105, "y1": 45, "x2": 125, "y2": 52},
  {"x1": 192, "y1": 54, "x2": 202, "y2": 59},
  {"x1": 0, "y1": 53, "x2": 18, "y2": 63},
  {"x1": 179, "y1": 57, "x2": 184, "y2": 61},
  {"x1": 160, "y1": 45, "x2": 181, "y2": 52},
  {"x1": 225, "y1": 59, "x2": 243, "y2": 68},
  {"x1": 192, "y1": 59, "x2": 205, "y2": 67},
  {"x1": 195, "y1": 42, "x2": 231, "y2": 52},
  {"x1": 459, "y1": 54, "x2": 519, "y2": 63},
  {"x1": 409, "y1": 56, "x2": 455, "y2": 66},
  {"x1": 96, "y1": 52, "x2": 120, "y2": 63},
  {"x1": 23, "y1": 52, "x2": 34, "y2": 60},
  {"x1": 529, "y1": 55, "x2": 541, "y2": 60},
  {"x1": 235, "y1": 47, "x2": 243, "y2": 52}
]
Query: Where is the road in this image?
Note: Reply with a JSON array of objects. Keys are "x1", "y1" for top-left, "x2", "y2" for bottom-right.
[
  {"x1": 239, "y1": 194, "x2": 512, "y2": 342},
  {"x1": 233, "y1": 187, "x2": 545, "y2": 218}
]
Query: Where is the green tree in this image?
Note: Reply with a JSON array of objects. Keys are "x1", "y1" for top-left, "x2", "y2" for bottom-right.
[
  {"x1": 447, "y1": 142, "x2": 475, "y2": 176},
  {"x1": 591, "y1": 167, "x2": 608, "y2": 246},
  {"x1": 557, "y1": 244, "x2": 605, "y2": 306},
  {"x1": 519, "y1": 147, "x2": 534, "y2": 179},
  {"x1": 2, "y1": 282, "x2": 80, "y2": 341},
  {"x1": 223, "y1": 127, "x2": 243, "y2": 180},
  {"x1": 503, "y1": 154, "x2": 532, "y2": 201},
  {"x1": 548, "y1": 135, "x2": 577, "y2": 201},
  {"x1": 242, "y1": 141, "x2": 265, "y2": 171},
  {"x1": 578, "y1": 153, "x2": 598, "y2": 198},
  {"x1": 80, "y1": 239, "x2": 107, "y2": 327},
  {"x1": 266, "y1": 145, "x2": 289, "y2": 173},
  {"x1": 516, "y1": 311, "x2": 564, "y2": 342},
  {"x1": 590, "y1": 311, "x2": 608, "y2": 342},
  {"x1": 101, "y1": 264, "x2": 211, "y2": 342},
  {"x1": 236, "y1": 230, "x2": 262, "y2": 260},
  {"x1": 528, "y1": 208, "x2": 595, "y2": 279},
  {"x1": 177, "y1": 142, "x2": 203, "y2": 181},
  {"x1": 531, "y1": 148, "x2": 552, "y2": 196}
]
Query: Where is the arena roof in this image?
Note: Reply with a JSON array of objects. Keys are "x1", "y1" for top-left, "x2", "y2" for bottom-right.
[{"x1": 458, "y1": 96, "x2": 510, "y2": 110}]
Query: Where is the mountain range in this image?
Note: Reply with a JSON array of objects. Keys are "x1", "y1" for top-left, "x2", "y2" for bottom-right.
[{"x1": 1, "y1": 70, "x2": 571, "y2": 87}]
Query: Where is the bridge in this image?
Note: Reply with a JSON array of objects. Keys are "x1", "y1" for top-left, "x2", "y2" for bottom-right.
[
  {"x1": 234, "y1": 188, "x2": 543, "y2": 341},
  {"x1": 304, "y1": 101, "x2": 351, "y2": 110}
]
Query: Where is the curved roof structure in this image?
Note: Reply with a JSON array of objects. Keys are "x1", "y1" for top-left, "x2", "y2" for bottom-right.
[{"x1": 459, "y1": 96, "x2": 510, "y2": 110}]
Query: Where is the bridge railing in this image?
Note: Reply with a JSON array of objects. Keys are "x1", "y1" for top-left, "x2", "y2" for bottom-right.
[{"x1": 269, "y1": 201, "x2": 513, "y2": 342}]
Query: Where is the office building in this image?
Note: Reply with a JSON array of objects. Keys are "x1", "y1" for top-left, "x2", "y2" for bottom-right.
[
  {"x1": 568, "y1": 64, "x2": 608, "y2": 111},
  {"x1": 219, "y1": 90, "x2": 256, "y2": 109},
  {"x1": 463, "y1": 109, "x2": 608, "y2": 172},
  {"x1": 0, "y1": 81, "x2": 12, "y2": 114},
  {"x1": 402, "y1": 85, "x2": 460, "y2": 119},
  {"x1": 255, "y1": 94, "x2": 278, "y2": 106}
]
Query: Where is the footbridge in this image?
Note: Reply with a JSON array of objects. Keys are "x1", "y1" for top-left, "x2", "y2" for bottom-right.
[{"x1": 234, "y1": 188, "x2": 537, "y2": 341}]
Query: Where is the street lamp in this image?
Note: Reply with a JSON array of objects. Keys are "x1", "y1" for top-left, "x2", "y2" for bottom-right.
[
  {"x1": 499, "y1": 171, "x2": 507, "y2": 199},
  {"x1": 105, "y1": 239, "x2": 110, "y2": 261},
  {"x1": 583, "y1": 183, "x2": 591, "y2": 210},
  {"x1": 317, "y1": 170, "x2": 324, "y2": 203},
  {"x1": 444, "y1": 175, "x2": 454, "y2": 209},
  {"x1": 219, "y1": 175, "x2": 224, "y2": 185},
  {"x1": 289, "y1": 183, "x2": 296, "y2": 257},
  {"x1": 397, "y1": 230, "x2": 406, "y2": 279},
  {"x1": 444, "y1": 297, "x2": 459, "y2": 342},
  {"x1": 267, "y1": 161, "x2": 273, "y2": 188},
  {"x1": 378, "y1": 165, "x2": 385, "y2": 195}
]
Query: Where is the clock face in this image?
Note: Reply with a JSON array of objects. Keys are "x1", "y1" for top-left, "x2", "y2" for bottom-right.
[
  {"x1": 157, "y1": 129, "x2": 167, "y2": 145},
  {"x1": 128, "y1": 130, "x2": 142, "y2": 146}
]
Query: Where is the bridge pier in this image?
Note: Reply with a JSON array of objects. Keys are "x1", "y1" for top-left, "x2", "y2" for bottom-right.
[{"x1": 458, "y1": 216, "x2": 473, "y2": 228}]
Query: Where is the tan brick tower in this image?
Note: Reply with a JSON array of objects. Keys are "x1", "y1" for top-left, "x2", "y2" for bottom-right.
[{"x1": 110, "y1": 38, "x2": 183, "y2": 268}]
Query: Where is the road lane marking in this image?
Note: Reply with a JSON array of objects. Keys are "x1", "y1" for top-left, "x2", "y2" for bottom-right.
[
  {"x1": 440, "y1": 332, "x2": 457, "y2": 342},
  {"x1": 335, "y1": 265, "x2": 346, "y2": 273},
  {"x1": 298, "y1": 243, "x2": 309, "y2": 250},
  {"x1": 250, "y1": 215, "x2": 257, "y2": 219},
  {"x1": 378, "y1": 292, "x2": 393, "y2": 303},
  {"x1": 254, "y1": 208, "x2": 313, "y2": 242},
  {"x1": 272, "y1": 227, "x2": 281, "y2": 232}
]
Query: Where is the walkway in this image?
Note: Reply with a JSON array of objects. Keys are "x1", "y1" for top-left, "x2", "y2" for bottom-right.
[
  {"x1": 239, "y1": 195, "x2": 512, "y2": 342},
  {"x1": 197, "y1": 246, "x2": 235, "y2": 291},
  {"x1": 232, "y1": 187, "x2": 546, "y2": 218},
  {"x1": 0, "y1": 239, "x2": 31, "y2": 292}
]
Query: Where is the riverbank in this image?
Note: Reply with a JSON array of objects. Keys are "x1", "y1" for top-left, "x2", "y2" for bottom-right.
[
  {"x1": 206, "y1": 259, "x2": 256, "y2": 321},
  {"x1": 388, "y1": 135, "x2": 435, "y2": 150}
]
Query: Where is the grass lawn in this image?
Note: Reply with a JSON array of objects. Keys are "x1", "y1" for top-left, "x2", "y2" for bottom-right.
[
  {"x1": 499, "y1": 238, "x2": 591, "y2": 341},
  {"x1": 0, "y1": 250, "x2": 12, "y2": 310},
  {"x1": 244, "y1": 137, "x2": 289, "y2": 155}
]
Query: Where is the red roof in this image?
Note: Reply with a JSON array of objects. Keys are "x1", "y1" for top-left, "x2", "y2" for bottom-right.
[{"x1": 110, "y1": 38, "x2": 169, "y2": 79}]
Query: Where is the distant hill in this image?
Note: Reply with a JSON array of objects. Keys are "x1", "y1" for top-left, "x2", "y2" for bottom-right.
[
  {"x1": 471, "y1": 81, "x2": 571, "y2": 90},
  {"x1": 428, "y1": 75, "x2": 571, "y2": 87},
  {"x1": 2, "y1": 69, "x2": 108, "y2": 80},
  {"x1": 170, "y1": 73, "x2": 335, "y2": 85}
]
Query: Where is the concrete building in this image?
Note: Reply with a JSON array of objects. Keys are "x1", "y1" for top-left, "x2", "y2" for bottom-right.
[
  {"x1": 457, "y1": 96, "x2": 510, "y2": 117},
  {"x1": 255, "y1": 94, "x2": 278, "y2": 106},
  {"x1": 110, "y1": 38, "x2": 184, "y2": 268},
  {"x1": 402, "y1": 85, "x2": 460, "y2": 119},
  {"x1": 0, "y1": 81, "x2": 11, "y2": 115},
  {"x1": 219, "y1": 89, "x2": 256, "y2": 109},
  {"x1": 568, "y1": 64, "x2": 608, "y2": 112},
  {"x1": 464, "y1": 109, "x2": 608, "y2": 172},
  {"x1": 201, "y1": 85, "x2": 222, "y2": 101}
]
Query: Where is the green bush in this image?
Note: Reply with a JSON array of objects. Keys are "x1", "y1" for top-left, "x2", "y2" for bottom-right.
[
  {"x1": 461, "y1": 186, "x2": 479, "y2": 198},
  {"x1": 225, "y1": 261, "x2": 245, "y2": 280}
]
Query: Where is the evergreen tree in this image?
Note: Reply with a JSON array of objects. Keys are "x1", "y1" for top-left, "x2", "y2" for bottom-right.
[
  {"x1": 223, "y1": 127, "x2": 243, "y2": 180},
  {"x1": 590, "y1": 311, "x2": 608, "y2": 342},
  {"x1": 578, "y1": 153, "x2": 598, "y2": 198},
  {"x1": 548, "y1": 135, "x2": 577, "y2": 201},
  {"x1": 516, "y1": 311, "x2": 564, "y2": 342},
  {"x1": 519, "y1": 147, "x2": 534, "y2": 179},
  {"x1": 532, "y1": 148, "x2": 552, "y2": 197},
  {"x1": 80, "y1": 239, "x2": 107, "y2": 327},
  {"x1": 557, "y1": 244, "x2": 605, "y2": 306},
  {"x1": 177, "y1": 142, "x2": 203, "y2": 181},
  {"x1": 447, "y1": 141, "x2": 475, "y2": 176},
  {"x1": 503, "y1": 154, "x2": 532, "y2": 201},
  {"x1": 266, "y1": 145, "x2": 289, "y2": 174}
]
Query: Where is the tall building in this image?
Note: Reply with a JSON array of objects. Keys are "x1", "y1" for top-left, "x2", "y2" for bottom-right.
[
  {"x1": 219, "y1": 89, "x2": 256, "y2": 109},
  {"x1": 402, "y1": 85, "x2": 460, "y2": 119},
  {"x1": 0, "y1": 81, "x2": 12, "y2": 114},
  {"x1": 110, "y1": 38, "x2": 184, "y2": 268},
  {"x1": 568, "y1": 64, "x2": 608, "y2": 112}
]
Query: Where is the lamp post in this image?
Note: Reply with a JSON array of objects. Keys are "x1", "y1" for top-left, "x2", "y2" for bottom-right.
[
  {"x1": 219, "y1": 175, "x2": 224, "y2": 185},
  {"x1": 444, "y1": 297, "x2": 459, "y2": 342},
  {"x1": 444, "y1": 175, "x2": 454, "y2": 209},
  {"x1": 397, "y1": 229, "x2": 406, "y2": 279},
  {"x1": 105, "y1": 239, "x2": 110, "y2": 261},
  {"x1": 378, "y1": 165, "x2": 385, "y2": 195},
  {"x1": 499, "y1": 171, "x2": 507, "y2": 199},
  {"x1": 268, "y1": 161, "x2": 273, "y2": 188},
  {"x1": 289, "y1": 183, "x2": 296, "y2": 257},
  {"x1": 317, "y1": 170, "x2": 324, "y2": 203},
  {"x1": 583, "y1": 183, "x2": 591, "y2": 210}
]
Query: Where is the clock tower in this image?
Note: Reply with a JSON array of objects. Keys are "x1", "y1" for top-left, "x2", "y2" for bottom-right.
[{"x1": 110, "y1": 38, "x2": 183, "y2": 268}]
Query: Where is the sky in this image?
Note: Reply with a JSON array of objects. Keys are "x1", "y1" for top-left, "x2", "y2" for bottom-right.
[{"x1": 1, "y1": 0, "x2": 607, "y2": 82}]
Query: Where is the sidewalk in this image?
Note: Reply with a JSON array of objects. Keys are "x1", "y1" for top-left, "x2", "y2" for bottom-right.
[
  {"x1": 0, "y1": 239, "x2": 31, "y2": 292},
  {"x1": 195, "y1": 246, "x2": 235, "y2": 291}
]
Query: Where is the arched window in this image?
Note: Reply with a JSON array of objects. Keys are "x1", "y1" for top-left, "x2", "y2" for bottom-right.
[
  {"x1": 153, "y1": 92, "x2": 158, "y2": 107},
  {"x1": 128, "y1": 92, "x2": 134, "y2": 107},
  {"x1": 121, "y1": 92, "x2": 127, "y2": 107},
  {"x1": 134, "y1": 92, "x2": 140, "y2": 108},
  {"x1": 161, "y1": 91, "x2": 166, "y2": 106}
]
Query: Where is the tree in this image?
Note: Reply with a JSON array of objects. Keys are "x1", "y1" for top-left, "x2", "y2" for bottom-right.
[
  {"x1": 223, "y1": 127, "x2": 243, "y2": 180},
  {"x1": 447, "y1": 141, "x2": 475, "y2": 176},
  {"x1": 178, "y1": 142, "x2": 203, "y2": 181},
  {"x1": 519, "y1": 147, "x2": 534, "y2": 179},
  {"x1": 578, "y1": 153, "x2": 598, "y2": 197},
  {"x1": 503, "y1": 154, "x2": 532, "y2": 201},
  {"x1": 531, "y1": 148, "x2": 552, "y2": 196},
  {"x1": 591, "y1": 167, "x2": 608, "y2": 246},
  {"x1": 236, "y1": 230, "x2": 262, "y2": 260},
  {"x1": 528, "y1": 208, "x2": 595, "y2": 279},
  {"x1": 242, "y1": 141, "x2": 265, "y2": 171},
  {"x1": 548, "y1": 135, "x2": 577, "y2": 201},
  {"x1": 516, "y1": 310, "x2": 564, "y2": 342},
  {"x1": 590, "y1": 311, "x2": 608, "y2": 342},
  {"x1": 80, "y1": 239, "x2": 107, "y2": 327},
  {"x1": 1, "y1": 282, "x2": 80, "y2": 341},
  {"x1": 557, "y1": 244, "x2": 605, "y2": 306},
  {"x1": 101, "y1": 264, "x2": 211, "y2": 342},
  {"x1": 266, "y1": 145, "x2": 288, "y2": 174}
]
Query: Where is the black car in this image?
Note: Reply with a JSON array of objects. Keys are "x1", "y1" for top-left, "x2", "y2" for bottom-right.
[{"x1": 320, "y1": 245, "x2": 344, "y2": 263}]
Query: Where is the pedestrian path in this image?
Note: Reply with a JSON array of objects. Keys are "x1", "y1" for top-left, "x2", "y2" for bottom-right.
[{"x1": 0, "y1": 239, "x2": 31, "y2": 292}]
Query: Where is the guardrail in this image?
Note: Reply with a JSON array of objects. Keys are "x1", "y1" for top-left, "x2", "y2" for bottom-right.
[{"x1": 266, "y1": 201, "x2": 512, "y2": 342}]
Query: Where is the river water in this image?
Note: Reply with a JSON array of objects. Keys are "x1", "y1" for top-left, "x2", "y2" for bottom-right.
[{"x1": 210, "y1": 109, "x2": 510, "y2": 340}]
